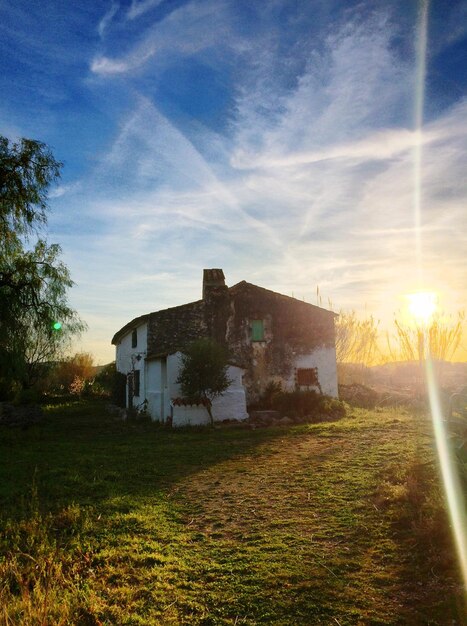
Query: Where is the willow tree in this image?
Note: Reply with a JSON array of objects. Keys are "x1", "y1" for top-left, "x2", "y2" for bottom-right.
[{"x1": 0, "y1": 136, "x2": 85, "y2": 398}]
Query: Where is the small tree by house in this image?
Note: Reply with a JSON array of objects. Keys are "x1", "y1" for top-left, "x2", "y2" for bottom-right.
[{"x1": 176, "y1": 339, "x2": 231, "y2": 427}]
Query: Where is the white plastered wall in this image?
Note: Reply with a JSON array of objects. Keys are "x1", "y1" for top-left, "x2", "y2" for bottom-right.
[
  {"x1": 146, "y1": 359, "x2": 163, "y2": 421},
  {"x1": 285, "y1": 347, "x2": 338, "y2": 397},
  {"x1": 115, "y1": 323, "x2": 148, "y2": 408},
  {"x1": 168, "y1": 352, "x2": 248, "y2": 426}
]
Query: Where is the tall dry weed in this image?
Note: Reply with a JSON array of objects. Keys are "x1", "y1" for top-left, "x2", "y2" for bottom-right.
[{"x1": 0, "y1": 496, "x2": 101, "y2": 626}]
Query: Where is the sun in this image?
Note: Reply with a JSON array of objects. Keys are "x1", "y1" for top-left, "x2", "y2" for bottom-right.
[{"x1": 406, "y1": 292, "x2": 437, "y2": 325}]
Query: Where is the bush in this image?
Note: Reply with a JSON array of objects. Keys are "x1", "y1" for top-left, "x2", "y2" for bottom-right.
[
  {"x1": 93, "y1": 362, "x2": 126, "y2": 405},
  {"x1": 69, "y1": 375, "x2": 85, "y2": 396},
  {"x1": 272, "y1": 389, "x2": 322, "y2": 416},
  {"x1": 13, "y1": 387, "x2": 40, "y2": 406},
  {"x1": 338, "y1": 383, "x2": 383, "y2": 408},
  {"x1": 50, "y1": 353, "x2": 95, "y2": 394},
  {"x1": 259, "y1": 380, "x2": 283, "y2": 409},
  {"x1": 253, "y1": 385, "x2": 346, "y2": 419}
]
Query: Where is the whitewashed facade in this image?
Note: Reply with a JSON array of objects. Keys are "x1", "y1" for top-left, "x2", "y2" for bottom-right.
[
  {"x1": 114, "y1": 328, "x2": 248, "y2": 425},
  {"x1": 115, "y1": 321, "x2": 148, "y2": 412},
  {"x1": 112, "y1": 269, "x2": 338, "y2": 425},
  {"x1": 288, "y1": 348, "x2": 338, "y2": 397}
]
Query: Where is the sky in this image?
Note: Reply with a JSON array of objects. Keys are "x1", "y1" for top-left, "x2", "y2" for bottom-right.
[{"x1": 1, "y1": 0, "x2": 466, "y2": 364}]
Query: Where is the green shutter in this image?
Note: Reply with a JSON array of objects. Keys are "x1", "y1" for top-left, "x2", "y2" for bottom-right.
[{"x1": 251, "y1": 319, "x2": 264, "y2": 341}]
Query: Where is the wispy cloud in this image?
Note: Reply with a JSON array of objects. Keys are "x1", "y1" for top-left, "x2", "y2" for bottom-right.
[
  {"x1": 91, "y1": 96, "x2": 286, "y2": 257},
  {"x1": 47, "y1": 4, "x2": 467, "y2": 361},
  {"x1": 98, "y1": 2, "x2": 120, "y2": 38},
  {"x1": 231, "y1": 11, "x2": 411, "y2": 166},
  {"x1": 126, "y1": 0, "x2": 163, "y2": 21},
  {"x1": 49, "y1": 181, "x2": 82, "y2": 199},
  {"x1": 232, "y1": 127, "x2": 443, "y2": 170},
  {"x1": 91, "y1": 55, "x2": 143, "y2": 75},
  {"x1": 91, "y1": 0, "x2": 231, "y2": 75}
]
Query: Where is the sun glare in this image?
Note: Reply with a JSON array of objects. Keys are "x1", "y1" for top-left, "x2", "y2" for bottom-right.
[{"x1": 406, "y1": 291, "x2": 437, "y2": 325}]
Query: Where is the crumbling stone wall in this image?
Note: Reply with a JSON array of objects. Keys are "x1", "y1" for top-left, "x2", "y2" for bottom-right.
[
  {"x1": 225, "y1": 282, "x2": 336, "y2": 403},
  {"x1": 145, "y1": 280, "x2": 336, "y2": 404}
]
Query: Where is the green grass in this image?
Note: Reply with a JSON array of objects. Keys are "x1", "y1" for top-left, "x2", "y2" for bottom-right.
[{"x1": 0, "y1": 401, "x2": 465, "y2": 625}]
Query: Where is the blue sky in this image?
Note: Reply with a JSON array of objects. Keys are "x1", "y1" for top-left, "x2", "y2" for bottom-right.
[{"x1": 1, "y1": 0, "x2": 466, "y2": 363}]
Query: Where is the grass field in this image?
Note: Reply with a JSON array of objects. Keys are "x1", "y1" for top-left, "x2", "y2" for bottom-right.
[{"x1": 0, "y1": 401, "x2": 465, "y2": 625}]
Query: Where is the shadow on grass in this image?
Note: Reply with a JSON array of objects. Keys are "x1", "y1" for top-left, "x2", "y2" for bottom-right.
[
  {"x1": 0, "y1": 399, "x2": 299, "y2": 516},
  {"x1": 1, "y1": 401, "x2": 464, "y2": 625}
]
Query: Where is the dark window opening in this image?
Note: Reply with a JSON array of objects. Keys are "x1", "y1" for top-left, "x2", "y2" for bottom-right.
[
  {"x1": 133, "y1": 370, "x2": 140, "y2": 396},
  {"x1": 131, "y1": 328, "x2": 137, "y2": 348},
  {"x1": 296, "y1": 367, "x2": 318, "y2": 387},
  {"x1": 251, "y1": 319, "x2": 264, "y2": 341}
]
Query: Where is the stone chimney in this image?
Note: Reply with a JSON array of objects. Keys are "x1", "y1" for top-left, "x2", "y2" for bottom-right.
[
  {"x1": 202, "y1": 268, "x2": 226, "y2": 300},
  {"x1": 202, "y1": 269, "x2": 229, "y2": 345}
]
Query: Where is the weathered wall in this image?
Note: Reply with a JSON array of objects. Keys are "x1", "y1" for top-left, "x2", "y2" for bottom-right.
[
  {"x1": 289, "y1": 348, "x2": 338, "y2": 397},
  {"x1": 171, "y1": 405, "x2": 209, "y2": 426},
  {"x1": 114, "y1": 278, "x2": 338, "y2": 413},
  {"x1": 146, "y1": 354, "x2": 176, "y2": 421},
  {"x1": 115, "y1": 322, "x2": 148, "y2": 372},
  {"x1": 224, "y1": 283, "x2": 337, "y2": 402},
  {"x1": 211, "y1": 365, "x2": 249, "y2": 422}
]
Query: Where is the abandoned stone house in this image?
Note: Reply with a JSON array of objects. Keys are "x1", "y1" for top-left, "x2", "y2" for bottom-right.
[{"x1": 111, "y1": 269, "x2": 338, "y2": 425}]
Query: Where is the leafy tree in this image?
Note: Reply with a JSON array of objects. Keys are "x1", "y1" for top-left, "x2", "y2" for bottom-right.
[
  {"x1": 176, "y1": 338, "x2": 231, "y2": 427},
  {"x1": 0, "y1": 136, "x2": 85, "y2": 398},
  {"x1": 94, "y1": 362, "x2": 127, "y2": 404},
  {"x1": 51, "y1": 352, "x2": 95, "y2": 393}
]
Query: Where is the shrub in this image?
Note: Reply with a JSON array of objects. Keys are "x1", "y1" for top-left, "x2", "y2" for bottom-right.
[
  {"x1": 254, "y1": 385, "x2": 346, "y2": 419},
  {"x1": 260, "y1": 380, "x2": 283, "y2": 409},
  {"x1": 13, "y1": 387, "x2": 40, "y2": 406},
  {"x1": 272, "y1": 389, "x2": 322, "y2": 416},
  {"x1": 69, "y1": 375, "x2": 85, "y2": 396}
]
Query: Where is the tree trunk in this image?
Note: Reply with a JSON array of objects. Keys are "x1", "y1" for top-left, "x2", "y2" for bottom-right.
[{"x1": 205, "y1": 399, "x2": 214, "y2": 427}]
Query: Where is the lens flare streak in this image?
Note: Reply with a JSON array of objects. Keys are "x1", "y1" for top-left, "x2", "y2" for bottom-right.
[
  {"x1": 425, "y1": 357, "x2": 467, "y2": 591},
  {"x1": 413, "y1": 0, "x2": 428, "y2": 284},
  {"x1": 414, "y1": 0, "x2": 467, "y2": 594}
]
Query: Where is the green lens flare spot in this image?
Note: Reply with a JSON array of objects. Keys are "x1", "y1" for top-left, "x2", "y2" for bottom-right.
[{"x1": 53, "y1": 322, "x2": 62, "y2": 330}]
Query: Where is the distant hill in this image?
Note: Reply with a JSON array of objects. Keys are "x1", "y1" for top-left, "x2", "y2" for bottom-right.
[{"x1": 92, "y1": 363, "x2": 113, "y2": 376}]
